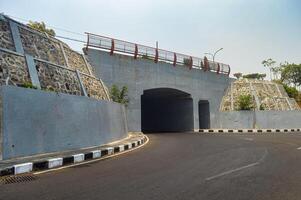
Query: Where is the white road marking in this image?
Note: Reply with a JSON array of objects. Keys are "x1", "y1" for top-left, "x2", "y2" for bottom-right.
[
  {"x1": 205, "y1": 148, "x2": 268, "y2": 181},
  {"x1": 244, "y1": 138, "x2": 254, "y2": 141},
  {"x1": 297, "y1": 147, "x2": 301, "y2": 150},
  {"x1": 205, "y1": 163, "x2": 259, "y2": 181}
]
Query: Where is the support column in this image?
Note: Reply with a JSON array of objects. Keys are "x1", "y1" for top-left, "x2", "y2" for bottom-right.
[
  {"x1": 9, "y1": 20, "x2": 24, "y2": 54},
  {"x1": 98, "y1": 78, "x2": 110, "y2": 100},
  {"x1": 230, "y1": 83, "x2": 234, "y2": 111},
  {"x1": 60, "y1": 43, "x2": 69, "y2": 67},
  {"x1": 285, "y1": 97, "x2": 293, "y2": 110},
  {"x1": 249, "y1": 81, "x2": 260, "y2": 110},
  {"x1": 75, "y1": 70, "x2": 88, "y2": 97},
  {"x1": 25, "y1": 55, "x2": 41, "y2": 89},
  {"x1": 82, "y1": 54, "x2": 93, "y2": 75},
  {"x1": 9, "y1": 19, "x2": 41, "y2": 89}
]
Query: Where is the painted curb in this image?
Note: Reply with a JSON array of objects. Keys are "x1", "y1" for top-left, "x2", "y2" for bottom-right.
[
  {"x1": 0, "y1": 136, "x2": 147, "y2": 177},
  {"x1": 198, "y1": 128, "x2": 301, "y2": 133}
]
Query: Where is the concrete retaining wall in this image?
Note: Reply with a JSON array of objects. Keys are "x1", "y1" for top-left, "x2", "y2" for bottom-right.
[
  {"x1": 87, "y1": 49, "x2": 232, "y2": 131},
  {"x1": 216, "y1": 111, "x2": 301, "y2": 129},
  {"x1": 0, "y1": 86, "x2": 128, "y2": 160}
]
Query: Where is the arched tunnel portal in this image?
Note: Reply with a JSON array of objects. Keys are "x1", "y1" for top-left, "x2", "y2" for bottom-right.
[{"x1": 141, "y1": 88, "x2": 194, "y2": 133}]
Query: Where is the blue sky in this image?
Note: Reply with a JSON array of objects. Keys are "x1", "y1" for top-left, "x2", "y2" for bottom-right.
[{"x1": 1, "y1": 0, "x2": 301, "y2": 77}]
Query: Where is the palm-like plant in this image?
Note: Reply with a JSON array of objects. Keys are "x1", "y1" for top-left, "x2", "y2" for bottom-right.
[{"x1": 262, "y1": 58, "x2": 276, "y2": 80}]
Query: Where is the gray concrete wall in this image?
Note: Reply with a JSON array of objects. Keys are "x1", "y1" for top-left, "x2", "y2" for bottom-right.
[
  {"x1": 217, "y1": 111, "x2": 301, "y2": 129},
  {"x1": 0, "y1": 86, "x2": 128, "y2": 160},
  {"x1": 87, "y1": 49, "x2": 232, "y2": 131}
]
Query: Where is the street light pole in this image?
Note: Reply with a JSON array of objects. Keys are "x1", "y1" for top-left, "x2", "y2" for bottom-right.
[{"x1": 205, "y1": 48, "x2": 223, "y2": 62}]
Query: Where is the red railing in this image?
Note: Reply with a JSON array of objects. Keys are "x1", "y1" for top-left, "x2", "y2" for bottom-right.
[{"x1": 85, "y1": 32, "x2": 231, "y2": 75}]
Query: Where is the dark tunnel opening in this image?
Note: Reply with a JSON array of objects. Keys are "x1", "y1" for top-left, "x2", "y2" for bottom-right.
[
  {"x1": 198, "y1": 100, "x2": 210, "y2": 129},
  {"x1": 141, "y1": 88, "x2": 194, "y2": 133}
]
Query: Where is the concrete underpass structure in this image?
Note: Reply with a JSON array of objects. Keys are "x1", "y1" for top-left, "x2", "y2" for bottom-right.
[{"x1": 85, "y1": 34, "x2": 232, "y2": 132}]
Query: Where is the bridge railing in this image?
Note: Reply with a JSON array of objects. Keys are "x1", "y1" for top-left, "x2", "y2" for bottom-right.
[{"x1": 85, "y1": 32, "x2": 230, "y2": 76}]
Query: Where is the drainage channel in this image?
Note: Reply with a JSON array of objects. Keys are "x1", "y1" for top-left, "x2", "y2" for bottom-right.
[{"x1": 0, "y1": 174, "x2": 37, "y2": 185}]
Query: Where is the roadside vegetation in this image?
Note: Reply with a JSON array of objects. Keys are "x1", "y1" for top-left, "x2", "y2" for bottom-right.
[
  {"x1": 234, "y1": 59, "x2": 301, "y2": 107},
  {"x1": 237, "y1": 94, "x2": 254, "y2": 110},
  {"x1": 27, "y1": 21, "x2": 56, "y2": 37},
  {"x1": 110, "y1": 85, "x2": 129, "y2": 106}
]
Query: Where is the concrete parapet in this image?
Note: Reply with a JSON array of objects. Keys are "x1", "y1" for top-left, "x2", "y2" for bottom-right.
[{"x1": 216, "y1": 111, "x2": 301, "y2": 129}]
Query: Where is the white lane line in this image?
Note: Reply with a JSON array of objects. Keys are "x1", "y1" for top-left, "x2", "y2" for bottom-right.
[
  {"x1": 205, "y1": 163, "x2": 259, "y2": 181},
  {"x1": 297, "y1": 147, "x2": 301, "y2": 150},
  {"x1": 205, "y1": 148, "x2": 268, "y2": 181},
  {"x1": 244, "y1": 138, "x2": 254, "y2": 141}
]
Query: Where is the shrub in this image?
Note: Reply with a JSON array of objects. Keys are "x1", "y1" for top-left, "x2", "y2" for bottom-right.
[
  {"x1": 27, "y1": 21, "x2": 56, "y2": 37},
  {"x1": 141, "y1": 54, "x2": 152, "y2": 60},
  {"x1": 259, "y1": 103, "x2": 266, "y2": 110},
  {"x1": 19, "y1": 82, "x2": 38, "y2": 89},
  {"x1": 237, "y1": 94, "x2": 254, "y2": 110},
  {"x1": 183, "y1": 58, "x2": 191, "y2": 66},
  {"x1": 110, "y1": 84, "x2": 129, "y2": 106},
  {"x1": 283, "y1": 84, "x2": 299, "y2": 99}
]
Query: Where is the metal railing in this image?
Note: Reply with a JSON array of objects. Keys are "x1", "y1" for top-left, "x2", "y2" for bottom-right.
[{"x1": 85, "y1": 32, "x2": 230, "y2": 75}]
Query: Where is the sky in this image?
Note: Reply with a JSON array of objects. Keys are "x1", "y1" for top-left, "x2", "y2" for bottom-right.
[{"x1": 1, "y1": 0, "x2": 301, "y2": 77}]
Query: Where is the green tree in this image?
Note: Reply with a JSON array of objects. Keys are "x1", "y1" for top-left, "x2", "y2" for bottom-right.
[
  {"x1": 233, "y1": 72, "x2": 242, "y2": 79},
  {"x1": 27, "y1": 21, "x2": 56, "y2": 37},
  {"x1": 280, "y1": 63, "x2": 301, "y2": 87},
  {"x1": 262, "y1": 58, "x2": 276, "y2": 80},
  {"x1": 243, "y1": 73, "x2": 266, "y2": 80},
  {"x1": 282, "y1": 84, "x2": 299, "y2": 99},
  {"x1": 110, "y1": 85, "x2": 129, "y2": 106},
  {"x1": 237, "y1": 94, "x2": 254, "y2": 110}
]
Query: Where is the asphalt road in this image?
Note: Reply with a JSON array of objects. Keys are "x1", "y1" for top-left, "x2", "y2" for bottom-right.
[{"x1": 1, "y1": 132, "x2": 301, "y2": 200}]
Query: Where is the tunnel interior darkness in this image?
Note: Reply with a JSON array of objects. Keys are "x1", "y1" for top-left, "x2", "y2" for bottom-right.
[
  {"x1": 141, "y1": 88, "x2": 194, "y2": 133},
  {"x1": 198, "y1": 100, "x2": 210, "y2": 129}
]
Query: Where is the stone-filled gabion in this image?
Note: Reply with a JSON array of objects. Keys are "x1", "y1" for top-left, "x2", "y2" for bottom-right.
[
  {"x1": 62, "y1": 45, "x2": 89, "y2": 74},
  {"x1": 220, "y1": 79, "x2": 300, "y2": 111},
  {"x1": 19, "y1": 27, "x2": 66, "y2": 66},
  {"x1": 0, "y1": 15, "x2": 110, "y2": 101},
  {"x1": 81, "y1": 74, "x2": 108, "y2": 100},
  {"x1": 0, "y1": 51, "x2": 31, "y2": 86},
  {"x1": 0, "y1": 20, "x2": 15, "y2": 51},
  {"x1": 36, "y1": 61, "x2": 82, "y2": 95}
]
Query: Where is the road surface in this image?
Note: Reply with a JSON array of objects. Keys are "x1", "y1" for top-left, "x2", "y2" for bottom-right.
[{"x1": 1, "y1": 132, "x2": 301, "y2": 200}]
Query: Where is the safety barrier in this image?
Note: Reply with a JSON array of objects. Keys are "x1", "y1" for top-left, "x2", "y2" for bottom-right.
[{"x1": 85, "y1": 32, "x2": 231, "y2": 75}]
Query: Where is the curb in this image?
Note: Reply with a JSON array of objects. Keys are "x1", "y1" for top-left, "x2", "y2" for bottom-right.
[
  {"x1": 0, "y1": 136, "x2": 147, "y2": 177},
  {"x1": 198, "y1": 128, "x2": 301, "y2": 133}
]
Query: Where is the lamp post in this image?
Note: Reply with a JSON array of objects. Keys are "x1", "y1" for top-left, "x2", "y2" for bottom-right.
[{"x1": 205, "y1": 48, "x2": 223, "y2": 62}]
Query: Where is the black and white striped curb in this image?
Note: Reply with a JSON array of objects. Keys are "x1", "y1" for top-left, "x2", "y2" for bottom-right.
[
  {"x1": 0, "y1": 136, "x2": 147, "y2": 177},
  {"x1": 199, "y1": 128, "x2": 301, "y2": 133}
]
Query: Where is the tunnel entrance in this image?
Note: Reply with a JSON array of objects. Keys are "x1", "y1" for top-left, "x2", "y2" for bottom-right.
[
  {"x1": 141, "y1": 88, "x2": 194, "y2": 133},
  {"x1": 198, "y1": 100, "x2": 210, "y2": 129}
]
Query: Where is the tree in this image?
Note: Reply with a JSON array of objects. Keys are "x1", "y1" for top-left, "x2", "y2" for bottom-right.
[
  {"x1": 233, "y1": 72, "x2": 242, "y2": 79},
  {"x1": 110, "y1": 85, "x2": 129, "y2": 106},
  {"x1": 280, "y1": 63, "x2": 301, "y2": 87},
  {"x1": 262, "y1": 58, "x2": 276, "y2": 80},
  {"x1": 282, "y1": 84, "x2": 299, "y2": 99},
  {"x1": 27, "y1": 21, "x2": 56, "y2": 37},
  {"x1": 243, "y1": 73, "x2": 266, "y2": 80},
  {"x1": 237, "y1": 94, "x2": 254, "y2": 110}
]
